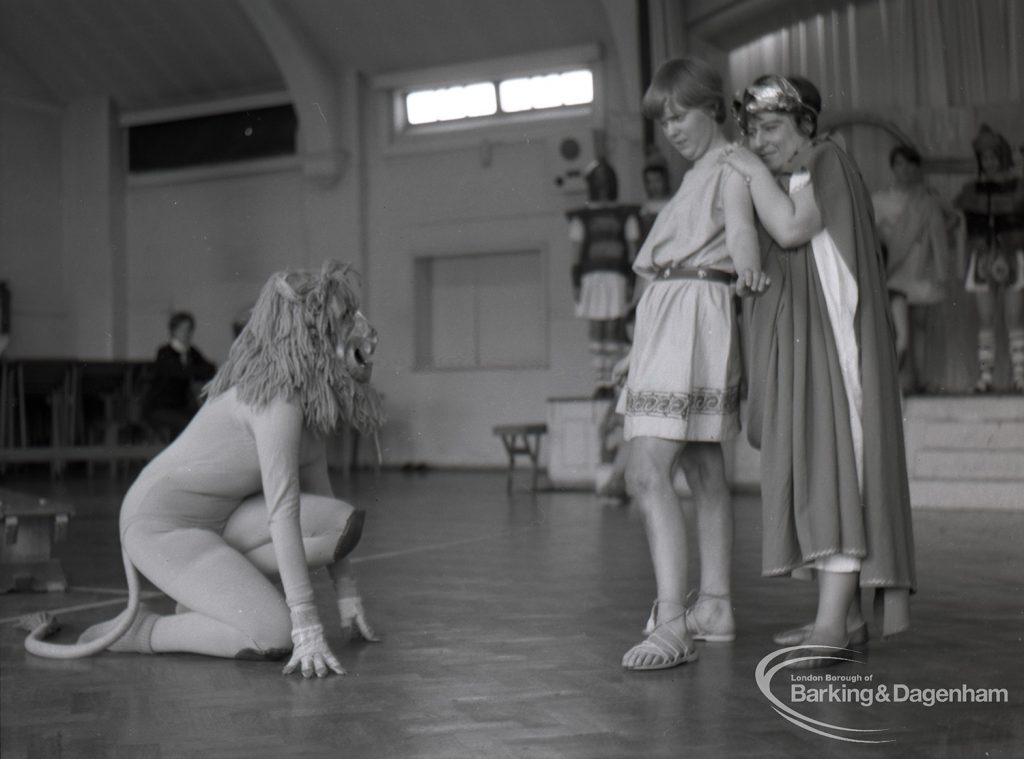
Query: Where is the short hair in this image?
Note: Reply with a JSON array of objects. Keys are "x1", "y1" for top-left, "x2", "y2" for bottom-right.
[
  {"x1": 785, "y1": 75, "x2": 821, "y2": 137},
  {"x1": 642, "y1": 57, "x2": 725, "y2": 124},
  {"x1": 168, "y1": 311, "x2": 195, "y2": 333},
  {"x1": 889, "y1": 144, "x2": 922, "y2": 167}
]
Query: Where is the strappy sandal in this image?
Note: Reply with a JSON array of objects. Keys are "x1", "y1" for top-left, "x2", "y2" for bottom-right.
[
  {"x1": 683, "y1": 591, "x2": 735, "y2": 642},
  {"x1": 643, "y1": 592, "x2": 736, "y2": 642},
  {"x1": 623, "y1": 604, "x2": 699, "y2": 671}
]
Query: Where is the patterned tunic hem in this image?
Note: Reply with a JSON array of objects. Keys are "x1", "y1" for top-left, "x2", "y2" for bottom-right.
[{"x1": 624, "y1": 386, "x2": 740, "y2": 418}]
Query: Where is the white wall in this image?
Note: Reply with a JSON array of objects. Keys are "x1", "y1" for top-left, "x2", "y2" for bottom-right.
[
  {"x1": 125, "y1": 166, "x2": 310, "y2": 362},
  {"x1": 365, "y1": 131, "x2": 600, "y2": 467}
]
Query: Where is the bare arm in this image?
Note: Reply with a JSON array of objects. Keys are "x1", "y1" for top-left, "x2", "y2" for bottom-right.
[
  {"x1": 722, "y1": 167, "x2": 771, "y2": 296},
  {"x1": 721, "y1": 147, "x2": 824, "y2": 248},
  {"x1": 722, "y1": 168, "x2": 760, "y2": 273}
]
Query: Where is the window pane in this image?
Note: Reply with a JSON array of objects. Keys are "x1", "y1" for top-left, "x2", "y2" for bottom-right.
[
  {"x1": 477, "y1": 252, "x2": 546, "y2": 367},
  {"x1": 498, "y1": 78, "x2": 535, "y2": 113},
  {"x1": 430, "y1": 258, "x2": 477, "y2": 368},
  {"x1": 406, "y1": 90, "x2": 439, "y2": 125},
  {"x1": 416, "y1": 251, "x2": 547, "y2": 370},
  {"x1": 498, "y1": 69, "x2": 593, "y2": 113},
  {"x1": 405, "y1": 83, "x2": 496, "y2": 125},
  {"x1": 559, "y1": 70, "x2": 594, "y2": 105}
]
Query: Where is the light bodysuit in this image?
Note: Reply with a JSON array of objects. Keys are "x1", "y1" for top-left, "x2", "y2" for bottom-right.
[{"x1": 115, "y1": 387, "x2": 360, "y2": 658}]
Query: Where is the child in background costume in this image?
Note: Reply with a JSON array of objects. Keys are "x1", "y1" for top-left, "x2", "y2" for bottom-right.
[
  {"x1": 872, "y1": 144, "x2": 954, "y2": 393},
  {"x1": 568, "y1": 158, "x2": 641, "y2": 398},
  {"x1": 617, "y1": 57, "x2": 768, "y2": 671},
  {"x1": 723, "y1": 75, "x2": 916, "y2": 666},
  {"x1": 954, "y1": 125, "x2": 1024, "y2": 393},
  {"x1": 20, "y1": 261, "x2": 384, "y2": 678}
]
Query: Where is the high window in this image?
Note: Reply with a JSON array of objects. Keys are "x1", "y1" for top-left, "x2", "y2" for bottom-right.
[{"x1": 403, "y1": 69, "x2": 593, "y2": 127}]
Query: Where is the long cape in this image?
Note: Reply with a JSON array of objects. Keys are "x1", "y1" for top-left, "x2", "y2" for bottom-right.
[{"x1": 745, "y1": 138, "x2": 916, "y2": 637}]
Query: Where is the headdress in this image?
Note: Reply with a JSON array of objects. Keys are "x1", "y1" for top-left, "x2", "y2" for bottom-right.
[{"x1": 732, "y1": 75, "x2": 819, "y2": 134}]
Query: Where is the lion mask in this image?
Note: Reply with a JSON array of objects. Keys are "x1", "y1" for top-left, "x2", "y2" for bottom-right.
[{"x1": 205, "y1": 260, "x2": 385, "y2": 437}]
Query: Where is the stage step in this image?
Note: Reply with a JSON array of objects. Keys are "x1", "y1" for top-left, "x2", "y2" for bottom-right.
[
  {"x1": 920, "y1": 420, "x2": 1024, "y2": 449},
  {"x1": 909, "y1": 480, "x2": 1023, "y2": 511},
  {"x1": 904, "y1": 396, "x2": 1024, "y2": 510},
  {"x1": 913, "y1": 449, "x2": 1024, "y2": 480}
]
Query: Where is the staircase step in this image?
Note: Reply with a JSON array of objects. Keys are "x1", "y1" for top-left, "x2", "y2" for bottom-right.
[
  {"x1": 904, "y1": 395, "x2": 1024, "y2": 422},
  {"x1": 921, "y1": 420, "x2": 1024, "y2": 449},
  {"x1": 912, "y1": 449, "x2": 1024, "y2": 480},
  {"x1": 910, "y1": 479, "x2": 1023, "y2": 510}
]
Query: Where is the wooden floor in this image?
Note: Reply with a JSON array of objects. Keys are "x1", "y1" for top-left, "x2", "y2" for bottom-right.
[{"x1": 1, "y1": 468, "x2": 1021, "y2": 759}]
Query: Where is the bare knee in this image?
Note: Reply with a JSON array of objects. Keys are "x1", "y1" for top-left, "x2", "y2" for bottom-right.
[
  {"x1": 677, "y1": 444, "x2": 727, "y2": 498},
  {"x1": 625, "y1": 452, "x2": 671, "y2": 502}
]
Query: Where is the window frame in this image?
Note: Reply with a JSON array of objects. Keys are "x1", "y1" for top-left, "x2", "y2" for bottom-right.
[
  {"x1": 413, "y1": 248, "x2": 550, "y2": 373},
  {"x1": 373, "y1": 45, "x2": 603, "y2": 154}
]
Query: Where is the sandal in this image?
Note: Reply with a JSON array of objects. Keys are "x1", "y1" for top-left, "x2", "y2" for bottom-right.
[
  {"x1": 773, "y1": 621, "x2": 868, "y2": 647},
  {"x1": 623, "y1": 605, "x2": 699, "y2": 671},
  {"x1": 644, "y1": 593, "x2": 736, "y2": 642},
  {"x1": 643, "y1": 592, "x2": 736, "y2": 642},
  {"x1": 683, "y1": 591, "x2": 735, "y2": 642}
]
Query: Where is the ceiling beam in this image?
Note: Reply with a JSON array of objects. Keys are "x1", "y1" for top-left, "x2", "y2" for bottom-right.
[{"x1": 240, "y1": 0, "x2": 348, "y2": 183}]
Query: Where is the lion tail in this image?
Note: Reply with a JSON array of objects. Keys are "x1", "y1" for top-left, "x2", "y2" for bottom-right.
[{"x1": 20, "y1": 550, "x2": 142, "y2": 659}]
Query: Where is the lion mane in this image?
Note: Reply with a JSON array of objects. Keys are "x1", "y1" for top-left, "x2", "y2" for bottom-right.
[{"x1": 205, "y1": 260, "x2": 385, "y2": 437}]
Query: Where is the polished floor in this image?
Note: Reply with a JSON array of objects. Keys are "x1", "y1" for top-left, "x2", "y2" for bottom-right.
[{"x1": 0, "y1": 467, "x2": 1021, "y2": 759}]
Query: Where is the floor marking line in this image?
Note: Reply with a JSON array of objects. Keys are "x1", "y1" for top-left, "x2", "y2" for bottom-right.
[
  {"x1": 350, "y1": 525, "x2": 536, "y2": 564},
  {"x1": 0, "y1": 591, "x2": 162, "y2": 625},
  {"x1": 2, "y1": 526, "x2": 540, "y2": 623}
]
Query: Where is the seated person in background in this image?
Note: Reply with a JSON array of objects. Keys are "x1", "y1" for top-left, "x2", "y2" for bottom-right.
[{"x1": 146, "y1": 311, "x2": 216, "y2": 439}]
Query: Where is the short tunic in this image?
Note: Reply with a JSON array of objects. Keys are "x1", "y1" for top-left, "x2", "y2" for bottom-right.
[
  {"x1": 872, "y1": 186, "x2": 950, "y2": 304},
  {"x1": 568, "y1": 204, "x2": 640, "y2": 320},
  {"x1": 954, "y1": 177, "x2": 1024, "y2": 293},
  {"x1": 618, "y1": 144, "x2": 741, "y2": 442}
]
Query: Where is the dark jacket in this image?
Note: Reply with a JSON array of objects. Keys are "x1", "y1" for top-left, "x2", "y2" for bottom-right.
[{"x1": 145, "y1": 344, "x2": 216, "y2": 415}]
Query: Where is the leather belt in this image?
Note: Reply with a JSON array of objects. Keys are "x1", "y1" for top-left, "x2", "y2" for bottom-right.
[{"x1": 653, "y1": 266, "x2": 736, "y2": 285}]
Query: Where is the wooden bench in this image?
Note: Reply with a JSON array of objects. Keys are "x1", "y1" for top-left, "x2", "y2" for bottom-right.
[
  {"x1": 0, "y1": 488, "x2": 75, "y2": 592},
  {"x1": 492, "y1": 423, "x2": 547, "y2": 493}
]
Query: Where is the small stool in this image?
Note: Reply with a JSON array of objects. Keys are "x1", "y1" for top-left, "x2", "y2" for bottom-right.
[
  {"x1": 492, "y1": 423, "x2": 547, "y2": 493},
  {"x1": 0, "y1": 488, "x2": 75, "y2": 592}
]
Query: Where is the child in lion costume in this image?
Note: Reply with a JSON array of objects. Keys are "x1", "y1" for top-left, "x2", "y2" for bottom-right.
[{"x1": 20, "y1": 261, "x2": 385, "y2": 678}]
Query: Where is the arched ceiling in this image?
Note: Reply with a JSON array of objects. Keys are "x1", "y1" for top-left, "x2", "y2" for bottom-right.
[
  {"x1": 0, "y1": 0, "x2": 856, "y2": 115},
  {"x1": 0, "y1": 0, "x2": 614, "y2": 114}
]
